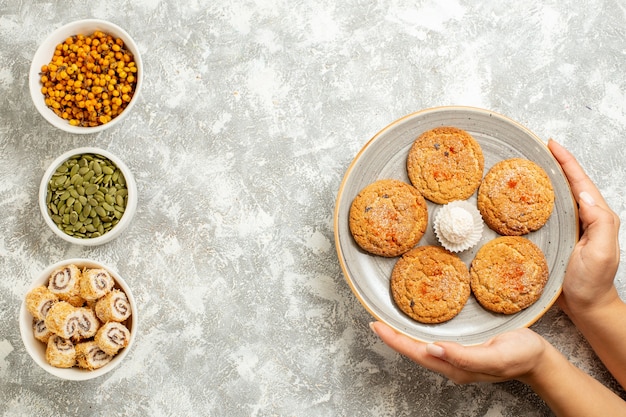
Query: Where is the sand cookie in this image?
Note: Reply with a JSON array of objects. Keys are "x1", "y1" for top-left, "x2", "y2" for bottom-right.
[
  {"x1": 349, "y1": 179, "x2": 428, "y2": 257},
  {"x1": 470, "y1": 236, "x2": 549, "y2": 314},
  {"x1": 391, "y1": 246, "x2": 471, "y2": 324},
  {"x1": 406, "y1": 127, "x2": 484, "y2": 204},
  {"x1": 477, "y1": 158, "x2": 554, "y2": 236}
]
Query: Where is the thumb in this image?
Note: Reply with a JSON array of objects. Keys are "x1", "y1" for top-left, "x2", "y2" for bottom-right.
[
  {"x1": 427, "y1": 342, "x2": 497, "y2": 374},
  {"x1": 572, "y1": 189, "x2": 620, "y2": 273}
]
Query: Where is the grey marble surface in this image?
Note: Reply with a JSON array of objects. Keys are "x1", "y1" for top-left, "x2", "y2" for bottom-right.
[{"x1": 1, "y1": 0, "x2": 625, "y2": 416}]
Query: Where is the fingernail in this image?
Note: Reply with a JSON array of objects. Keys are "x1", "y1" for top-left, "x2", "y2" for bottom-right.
[
  {"x1": 426, "y1": 343, "x2": 445, "y2": 358},
  {"x1": 369, "y1": 322, "x2": 380, "y2": 337},
  {"x1": 579, "y1": 191, "x2": 596, "y2": 206}
]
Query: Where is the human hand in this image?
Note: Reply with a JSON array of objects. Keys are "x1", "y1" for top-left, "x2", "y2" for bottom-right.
[
  {"x1": 547, "y1": 140, "x2": 621, "y2": 317},
  {"x1": 370, "y1": 321, "x2": 547, "y2": 384}
]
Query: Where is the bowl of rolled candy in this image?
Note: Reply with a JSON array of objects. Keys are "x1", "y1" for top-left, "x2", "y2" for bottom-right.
[{"x1": 19, "y1": 258, "x2": 137, "y2": 380}]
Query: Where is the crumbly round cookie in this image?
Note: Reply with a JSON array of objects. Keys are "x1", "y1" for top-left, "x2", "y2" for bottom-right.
[
  {"x1": 470, "y1": 236, "x2": 549, "y2": 314},
  {"x1": 349, "y1": 179, "x2": 428, "y2": 257},
  {"x1": 406, "y1": 127, "x2": 484, "y2": 204},
  {"x1": 390, "y1": 246, "x2": 471, "y2": 323},
  {"x1": 477, "y1": 158, "x2": 554, "y2": 236}
]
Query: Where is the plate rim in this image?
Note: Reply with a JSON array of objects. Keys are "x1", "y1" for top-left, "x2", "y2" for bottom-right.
[{"x1": 334, "y1": 105, "x2": 579, "y2": 345}]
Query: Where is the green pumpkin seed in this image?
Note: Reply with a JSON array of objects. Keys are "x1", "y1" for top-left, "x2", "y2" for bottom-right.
[
  {"x1": 70, "y1": 163, "x2": 79, "y2": 176},
  {"x1": 46, "y1": 152, "x2": 131, "y2": 239},
  {"x1": 85, "y1": 184, "x2": 99, "y2": 195},
  {"x1": 102, "y1": 202, "x2": 114, "y2": 212}
]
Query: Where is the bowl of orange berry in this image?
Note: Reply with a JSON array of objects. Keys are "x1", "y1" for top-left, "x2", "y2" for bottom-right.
[{"x1": 29, "y1": 19, "x2": 143, "y2": 134}]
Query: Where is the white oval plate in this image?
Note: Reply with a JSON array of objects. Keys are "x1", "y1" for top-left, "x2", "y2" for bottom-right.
[{"x1": 334, "y1": 106, "x2": 578, "y2": 345}]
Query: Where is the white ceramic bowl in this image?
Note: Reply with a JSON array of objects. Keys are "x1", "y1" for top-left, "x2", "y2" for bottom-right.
[
  {"x1": 19, "y1": 258, "x2": 137, "y2": 380},
  {"x1": 39, "y1": 147, "x2": 138, "y2": 246},
  {"x1": 29, "y1": 19, "x2": 143, "y2": 134}
]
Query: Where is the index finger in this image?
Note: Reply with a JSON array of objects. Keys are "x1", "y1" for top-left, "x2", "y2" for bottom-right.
[{"x1": 547, "y1": 139, "x2": 608, "y2": 208}]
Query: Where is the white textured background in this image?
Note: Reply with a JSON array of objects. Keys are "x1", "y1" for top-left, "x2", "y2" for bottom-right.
[{"x1": 1, "y1": 0, "x2": 625, "y2": 416}]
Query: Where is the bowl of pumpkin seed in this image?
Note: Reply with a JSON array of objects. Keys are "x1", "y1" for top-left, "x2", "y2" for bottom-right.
[{"x1": 39, "y1": 147, "x2": 137, "y2": 246}]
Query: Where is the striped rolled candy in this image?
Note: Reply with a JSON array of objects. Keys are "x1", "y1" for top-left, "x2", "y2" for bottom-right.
[
  {"x1": 75, "y1": 341, "x2": 112, "y2": 370},
  {"x1": 33, "y1": 319, "x2": 53, "y2": 343},
  {"x1": 48, "y1": 264, "x2": 84, "y2": 307},
  {"x1": 44, "y1": 301, "x2": 80, "y2": 339},
  {"x1": 95, "y1": 289, "x2": 131, "y2": 322},
  {"x1": 79, "y1": 268, "x2": 115, "y2": 301},
  {"x1": 25, "y1": 286, "x2": 58, "y2": 320},
  {"x1": 95, "y1": 322, "x2": 130, "y2": 355},
  {"x1": 75, "y1": 307, "x2": 100, "y2": 340},
  {"x1": 45, "y1": 335, "x2": 76, "y2": 368}
]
